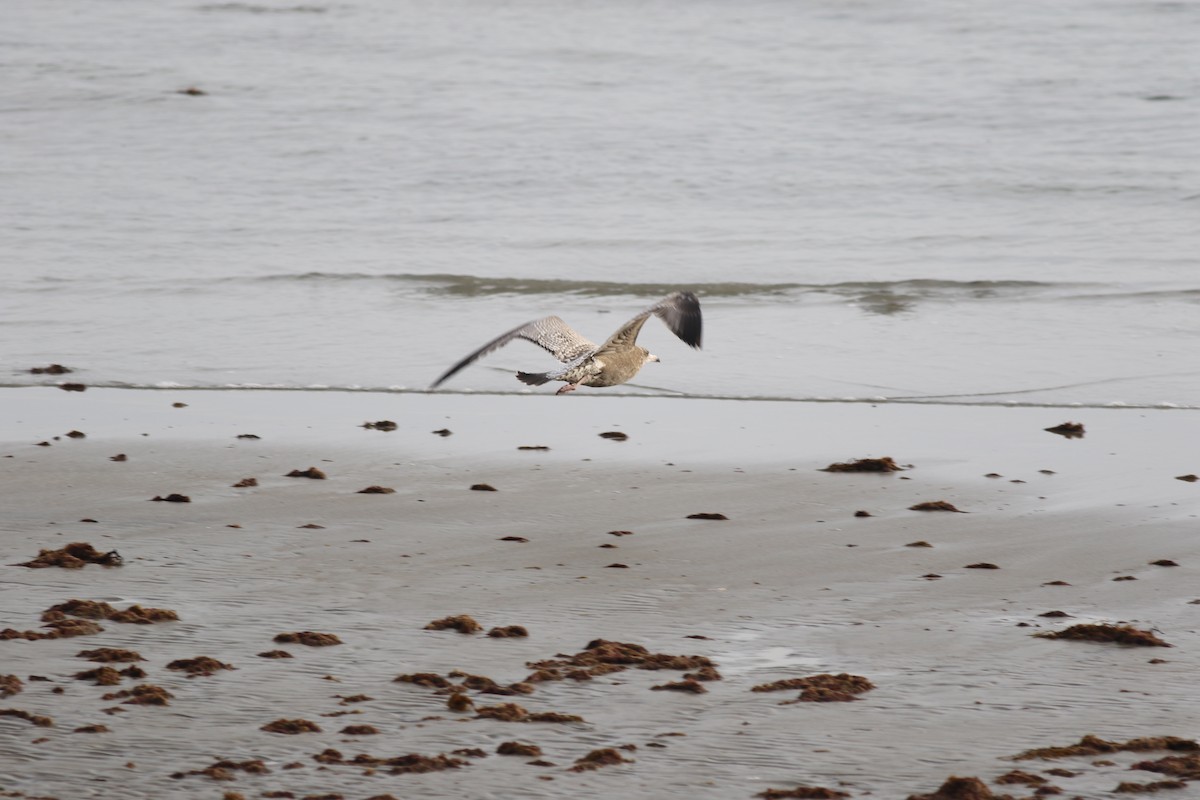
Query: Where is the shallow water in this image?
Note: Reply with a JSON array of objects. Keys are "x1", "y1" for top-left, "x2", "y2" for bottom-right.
[{"x1": 4, "y1": 0, "x2": 1199, "y2": 406}]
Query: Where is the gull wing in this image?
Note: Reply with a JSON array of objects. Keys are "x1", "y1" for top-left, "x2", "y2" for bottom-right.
[
  {"x1": 431, "y1": 316, "x2": 598, "y2": 388},
  {"x1": 596, "y1": 291, "x2": 703, "y2": 356}
]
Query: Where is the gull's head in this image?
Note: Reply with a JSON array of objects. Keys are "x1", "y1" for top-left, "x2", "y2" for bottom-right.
[{"x1": 645, "y1": 352, "x2": 660, "y2": 365}]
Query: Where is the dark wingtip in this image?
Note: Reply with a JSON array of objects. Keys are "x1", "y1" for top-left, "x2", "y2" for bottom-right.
[
  {"x1": 516, "y1": 371, "x2": 551, "y2": 386},
  {"x1": 676, "y1": 291, "x2": 702, "y2": 349}
]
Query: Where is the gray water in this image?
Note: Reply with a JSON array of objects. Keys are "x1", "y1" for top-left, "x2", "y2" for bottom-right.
[{"x1": 3, "y1": 0, "x2": 1199, "y2": 406}]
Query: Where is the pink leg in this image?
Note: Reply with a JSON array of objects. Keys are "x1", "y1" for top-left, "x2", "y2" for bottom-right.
[{"x1": 555, "y1": 383, "x2": 578, "y2": 395}]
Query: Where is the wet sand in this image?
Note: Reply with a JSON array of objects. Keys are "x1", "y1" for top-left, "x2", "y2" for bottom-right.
[{"x1": 1, "y1": 387, "x2": 1197, "y2": 799}]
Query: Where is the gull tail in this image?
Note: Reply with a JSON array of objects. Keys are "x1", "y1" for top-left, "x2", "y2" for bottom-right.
[{"x1": 516, "y1": 371, "x2": 552, "y2": 386}]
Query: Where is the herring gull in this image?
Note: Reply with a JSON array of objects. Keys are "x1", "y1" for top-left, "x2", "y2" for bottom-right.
[{"x1": 431, "y1": 291, "x2": 702, "y2": 394}]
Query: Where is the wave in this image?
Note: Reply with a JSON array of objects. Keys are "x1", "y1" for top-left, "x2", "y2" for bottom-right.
[
  {"x1": 21, "y1": 270, "x2": 1200, "y2": 307},
  {"x1": 256, "y1": 271, "x2": 1064, "y2": 300}
]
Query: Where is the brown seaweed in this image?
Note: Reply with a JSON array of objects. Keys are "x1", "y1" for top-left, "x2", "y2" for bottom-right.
[
  {"x1": 17, "y1": 542, "x2": 123, "y2": 569},
  {"x1": 274, "y1": 631, "x2": 342, "y2": 646},
  {"x1": 425, "y1": 615, "x2": 483, "y2": 634},
  {"x1": 758, "y1": 788, "x2": 850, "y2": 799},
  {"x1": 103, "y1": 684, "x2": 173, "y2": 706},
  {"x1": 309, "y1": 747, "x2": 468, "y2": 774},
  {"x1": 753, "y1": 673, "x2": 875, "y2": 703},
  {"x1": 497, "y1": 741, "x2": 542, "y2": 757},
  {"x1": 1130, "y1": 753, "x2": 1200, "y2": 780},
  {"x1": 0, "y1": 675, "x2": 23, "y2": 698},
  {"x1": 569, "y1": 748, "x2": 633, "y2": 771},
  {"x1": 1034, "y1": 624, "x2": 1171, "y2": 647},
  {"x1": 1013, "y1": 735, "x2": 1198, "y2": 761},
  {"x1": 526, "y1": 639, "x2": 715, "y2": 683},
  {"x1": 905, "y1": 776, "x2": 1006, "y2": 800},
  {"x1": 821, "y1": 457, "x2": 904, "y2": 473},
  {"x1": 1044, "y1": 422, "x2": 1085, "y2": 439},
  {"x1": 285, "y1": 467, "x2": 327, "y2": 479},
  {"x1": 167, "y1": 656, "x2": 236, "y2": 677},
  {"x1": 0, "y1": 708, "x2": 53, "y2": 727},
  {"x1": 43, "y1": 599, "x2": 178, "y2": 624},
  {"x1": 73, "y1": 666, "x2": 123, "y2": 686},
  {"x1": 261, "y1": 719, "x2": 322, "y2": 734},
  {"x1": 487, "y1": 625, "x2": 529, "y2": 638},
  {"x1": 650, "y1": 679, "x2": 707, "y2": 694},
  {"x1": 394, "y1": 673, "x2": 454, "y2": 689},
  {"x1": 909, "y1": 501, "x2": 964, "y2": 512}
]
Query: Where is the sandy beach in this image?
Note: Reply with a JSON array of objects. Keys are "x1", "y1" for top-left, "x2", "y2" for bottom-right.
[{"x1": 1, "y1": 387, "x2": 1197, "y2": 800}]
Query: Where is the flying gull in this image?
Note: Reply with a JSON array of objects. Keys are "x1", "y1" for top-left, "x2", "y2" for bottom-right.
[{"x1": 431, "y1": 291, "x2": 702, "y2": 394}]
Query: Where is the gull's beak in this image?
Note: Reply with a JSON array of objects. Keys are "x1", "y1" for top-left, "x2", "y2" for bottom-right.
[{"x1": 649, "y1": 354, "x2": 660, "y2": 363}]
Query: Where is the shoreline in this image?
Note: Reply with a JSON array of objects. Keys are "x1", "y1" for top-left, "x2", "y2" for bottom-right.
[
  {"x1": 5, "y1": 382, "x2": 1199, "y2": 411},
  {"x1": 1, "y1": 388, "x2": 1197, "y2": 799}
]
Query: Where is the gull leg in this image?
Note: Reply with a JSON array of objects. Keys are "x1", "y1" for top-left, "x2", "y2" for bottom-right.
[{"x1": 555, "y1": 383, "x2": 579, "y2": 395}]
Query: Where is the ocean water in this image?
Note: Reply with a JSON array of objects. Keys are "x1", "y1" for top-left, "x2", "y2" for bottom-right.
[{"x1": 3, "y1": 0, "x2": 1198, "y2": 407}]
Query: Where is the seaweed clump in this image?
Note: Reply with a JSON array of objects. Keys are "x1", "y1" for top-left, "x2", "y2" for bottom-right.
[
  {"x1": 758, "y1": 788, "x2": 850, "y2": 799},
  {"x1": 569, "y1": 748, "x2": 633, "y2": 772},
  {"x1": 167, "y1": 656, "x2": 236, "y2": 677},
  {"x1": 425, "y1": 615, "x2": 483, "y2": 634},
  {"x1": 1012, "y1": 735, "x2": 1198, "y2": 761},
  {"x1": 821, "y1": 457, "x2": 903, "y2": 473},
  {"x1": 261, "y1": 719, "x2": 322, "y2": 734},
  {"x1": 43, "y1": 599, "x2": 178, "y2": 624},
  {"x1": 285, "y1": 467, "x2": 327, "y2": 479},
  {"x1": 1, "y1": 618, "x2": 106, "y2": 640},
  {"x1": 650, "y1": 679, "x2": 707, "y2": 694},
  {"x1": 309, "y1": 747, "x2": 468, "y2": 774},
  {"x1": 73, "y1": 666, "x2": 125, "y2": 686},
  {"x1": 487, "y1": 626, "x2": 529, "y2": 638},
  {"x1": 525, "y1": 639, "x2": 716, "y2": 683},
  {"x1": 394, "y1": 673, "x2": 454, "y2": 689},
  {"x1": 103, "y1": 684, "x2": 174, "y2": 706},
  {"x1": 77, "y1": 647, "x2": 145, "y2": 663},
  {"x1": 1045, "y1": 422, "x2": 1085, "y2": 439},
  {"x1": 0, "y1": 708, "x2": 54, "y2": 727},
  {"x1": 752, "y1": 673, "x2": 875, "y2": 703},
  {"x1": 1034, "y1": 624, "x2": 1171, "y2": 647},
  {"x1": 909, "y1": 501, "x2": 964, "y2": 512},
  {"x1": 497, "y1": 741, "x2": 542, "y2": 757},
  {"x1": 170, "y1": 758, "x2": 271, "y2": 780},
  {"x1": 904, "y1": 776, "x2": 1005, "y2": 800},
  {"x1": 1112, "y1": 780, "x2": 1186, "y2": 793},
  {"x1": 17, "y1": 542, "x2": 123, "y2": 569},
  {"x1": 475, "y1": 703, "x2": 583, "y2": 723},
  {"x1": 273, "y1": 631, "x2": 342, "y2": 646},
  {"x1": 1129, "y1": 753, "x2": 1200, "y2": 780}
]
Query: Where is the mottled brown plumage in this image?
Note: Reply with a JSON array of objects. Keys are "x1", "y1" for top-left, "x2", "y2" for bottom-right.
[{"x1": 431, "y1": 292, "x2": 702, "y2": 394}]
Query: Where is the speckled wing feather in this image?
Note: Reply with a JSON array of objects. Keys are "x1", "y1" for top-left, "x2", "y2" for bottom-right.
[
  {"x1": 596, "y1": 291, "x2": 703, "y2": 355},
  {"x1": 431, "y1": 316, "x2": 598, "y2": 388}
]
